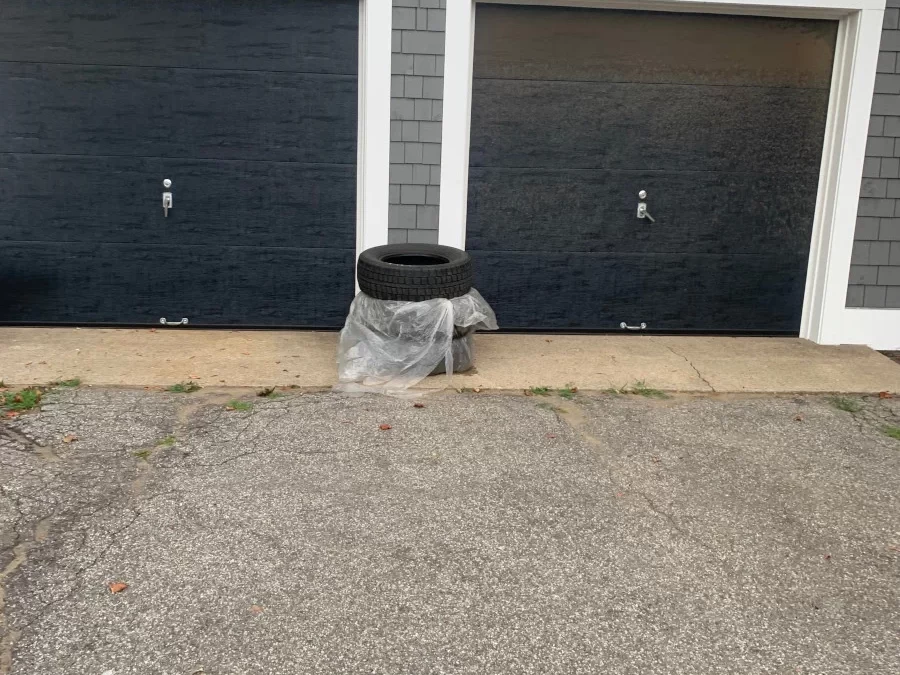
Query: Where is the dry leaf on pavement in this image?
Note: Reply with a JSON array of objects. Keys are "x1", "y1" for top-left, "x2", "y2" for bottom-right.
[
  {"x1": 108, "y1": 581, "x2": 128, "y2": 594},
  {"x1": 413, "y1": 403, "x2": 425, "y2": 408},
  {"x1": 249, "y1": 605, "x2": 265, "y2": 615},
  {"x1": 378, "y1": 424, "x2": 392, "y2": 431},
  {"x1": 62, "y1": 434, "x2": 79, "y2": 443},
  {"x1": 879, "y1": 391, "x2": 893, "y2": 399}
]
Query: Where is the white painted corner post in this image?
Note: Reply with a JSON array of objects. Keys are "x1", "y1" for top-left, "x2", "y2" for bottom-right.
[
  {"x1": 357, "y1": 0, "x2": 393, "y2": 260},
  {"x1": 802, "y1": 4, "x2": 886, "y2": 345},
  {"x1": 439, "y1": 0, "x2": 890, "y2": 346},
  {"x1": 438, "y1": 0, "x2": 477, "y2": 250}
]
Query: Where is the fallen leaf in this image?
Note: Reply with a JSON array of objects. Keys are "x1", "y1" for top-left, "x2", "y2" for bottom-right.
[
  {"x1": 524, "y1": 389, "x2": 534, "y2": 397},
  {"x1": 546, "y1": 433, "x2": 557, "y2": 439},
  {"x1": 473, "y1": 387, "x2": 482, "y2": 393},
  {"x1": 545, "y1": 339, "x2": 553, "y2": 343},
  {"x1": 413, "y1": 403, "x2": 425, "y2": 408},
  {"x1": 651, "y1": 456, "x2": 661, "y2": 463},
  {"x1": 249, "y1": 604, "x2": 264, "y2": 616},
  {"x1": 5, "y1": 411, "x2": 20, "y2": 419},
  {"x1": 823, "y1": 554, "x2": 832, "y2": 561},
  {"x1": 378, "y1": 424, "x2": 392, "y2": 431},
  {"x1": 189, "y1": 374, "x2": 200, "y2": 379},
  {"x1": 879, "y1": 391, "x2": 893, "y2": 399},
  {"x1": 62, "y1": 434, "x2": 78, "y2": 443},
  {"x1": 242, "y1": 352, "x2": 250, "y2": 356},
  {"x1": 615, "y1": 492, "x2": 625, "y2": 498},
  {"x1": 108, "y1": 581, "x2": 128, "y2": 594},
  {"x1": 149, "y1": 328, "x2": 157, "y2": 333},
  {"x1": 794, "y1": 414, "x2": 804, "y2": 422},
  {"x1": 24, "y1": 362, "x2": 32, "y2": 366}
]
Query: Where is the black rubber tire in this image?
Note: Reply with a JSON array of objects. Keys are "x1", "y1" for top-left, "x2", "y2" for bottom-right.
[{"x1": 357, "y1": 244, "x2": 473, "y2": 301}]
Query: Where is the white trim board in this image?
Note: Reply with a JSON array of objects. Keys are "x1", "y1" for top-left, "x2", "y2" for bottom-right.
[
  {"x1": 356, "y1": 0, "x2": 392, "y2": 263},
  {"x1": 438, "y1": 0, "x2": 889, "y2": 347},
  {"x1": 833, "y1": 308, "x2": 900, "y2": 349}
]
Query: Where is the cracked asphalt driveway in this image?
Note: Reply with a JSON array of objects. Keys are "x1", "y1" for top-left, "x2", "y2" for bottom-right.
[{"x1": 1, "y1": 387, "x2": 899, "y2": 674}]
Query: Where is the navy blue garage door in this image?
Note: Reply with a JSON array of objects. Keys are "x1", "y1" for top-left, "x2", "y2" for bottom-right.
[
  {"x1": 466, "y1": 6, "x2": 837, "y2": 333},
  {"x1": 0, "y1": 0, "x2": 358, "y2": 327}
]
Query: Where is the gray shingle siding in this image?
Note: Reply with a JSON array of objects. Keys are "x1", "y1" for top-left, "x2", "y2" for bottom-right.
[
  {"x1": 389, "y1": 0, "x2": 445, "y2": 245},
  {"x1": 850, "y1": 5, "x2": 900, "y2": 308}
]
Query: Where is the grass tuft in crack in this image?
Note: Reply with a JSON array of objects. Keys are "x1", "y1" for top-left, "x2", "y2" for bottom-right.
[
  {"x1": 882, "y1": 425, "x2": 900, "y2": 440},
  {"x1": 528, "y1": 386, "x2": 551, "y2": 396},
  {"x1": 828, "y1": 396, "x2": 862, "y2": 414},
  {"x1": 226, "y1": 400, "x2": 253, "y2": 412},
  {"x1": 557, "y1": 383, "x2": 578, "y2": 400},
  {"x1": 55, "y1": 378, "x2": 81, "y2": 388},
  {"x1": 257, "y1": 387, "x2": 282, "y2": 398},
  {"x1": 2, "y1": 387, "x2": 43, "y2": 412},
  {"x1": 629, "y1": 381, "x2": 669, "y2": 399},
  {"x1": 536, "y1": 401, "x2": 567, "y2": 414},
  {"x1": 156, "y1": 435, "x2": 176, "y2": 447},
  {"x1": 167, "y1": 381, "x2": 201, "y2": 393},
  {"x1": 133, "y1": 449, "x2": 152, "y2": 460}
]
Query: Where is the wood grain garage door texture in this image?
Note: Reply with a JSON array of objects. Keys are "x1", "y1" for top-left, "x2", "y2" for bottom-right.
[
  {"x1": 466, "y1": 5, "x2": 837, "y2": 332},
  {"x1": 0, "y1": 0, "x2": 358, "y2": 326}
]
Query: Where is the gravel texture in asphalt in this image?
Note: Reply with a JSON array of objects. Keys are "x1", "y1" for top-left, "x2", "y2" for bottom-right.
[{"x1": 1, "y1": 387, "x2": 899, "y2": 674}]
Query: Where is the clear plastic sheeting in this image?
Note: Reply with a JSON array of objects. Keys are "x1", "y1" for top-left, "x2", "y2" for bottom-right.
[{"x1": 335, "y1": 289, "x2": 498, "y2": 396}]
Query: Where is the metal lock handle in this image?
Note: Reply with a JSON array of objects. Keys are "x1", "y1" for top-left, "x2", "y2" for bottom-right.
[
  {"x1": 162, "y1": 179, "x2": 173, "y2": 217},
  {"x1": 636, "y1": 190, "x2": 655, "y2": 223}
]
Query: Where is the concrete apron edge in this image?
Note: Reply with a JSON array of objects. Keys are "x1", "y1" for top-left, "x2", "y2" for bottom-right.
[
  {"x1": 2, "y1": 329, "x2": 900, "y2": 394},
  {"x1": 0, "y1": 384, "x2": 894, "y2": 397}
]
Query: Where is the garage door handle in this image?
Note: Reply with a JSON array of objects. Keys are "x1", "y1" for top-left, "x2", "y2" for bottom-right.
[
  {"x1": 159, "y1": 317, "x2": 189, "y2": 326},
  {"x1": 620, "y1": 322, "x2": 647, "y2": 331}
]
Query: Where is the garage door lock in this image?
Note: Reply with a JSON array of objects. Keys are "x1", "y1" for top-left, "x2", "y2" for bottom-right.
[
  {"x1": 159, "y1": 317, "x2": 189, "y2": 326},
  {"x1": 620, "y1": 322, "x2": 647, "y2": 331},
  {"x1": 636, "y1": 190, "x2": 655, "y2": 223},
  {"x1": 162, "y1": 179, "x2": 173, "y2": 217}
]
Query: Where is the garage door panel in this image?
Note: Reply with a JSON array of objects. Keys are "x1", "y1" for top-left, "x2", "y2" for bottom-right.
[
  {"x1": 0, "y1": 242, "x2": 354, "y2": 326},
  {"x1": 0, "y1": 63, "x2": 357, "y2": 163},
  {"x1": 469, "y1": 79, "x2": 829, "y2": 173},
  {"x1": 474, "y1": 5, "x2": 836, "y2": 89},
  {"x1": 0, "y1": 0, "x2": 358, "y2": 74},
  {"x1": 470, "y1": 251, "x2": 808, "y2": 332},
  {"x1": 0, "y1": 154, "x2": 355, "y2": 249},
  {"x1": 467, "y1": 168, "x2": 819, "y2": 256}
]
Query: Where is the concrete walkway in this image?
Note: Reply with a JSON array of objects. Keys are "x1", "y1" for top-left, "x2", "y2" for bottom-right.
[{"x1": 2, "y1": 327, "x2": 900, "y2": 393}]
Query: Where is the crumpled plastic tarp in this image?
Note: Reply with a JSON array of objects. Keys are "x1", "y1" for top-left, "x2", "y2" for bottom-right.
[{"x1": 335, "y1": 288, "x2": 498, "y2": 396}]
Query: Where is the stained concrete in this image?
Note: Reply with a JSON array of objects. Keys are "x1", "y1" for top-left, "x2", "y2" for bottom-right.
[
  {"x1": 1, "y1": 388, "x2": 899, "y2": 673},
  {"x1": 3, "y1": 328, "x2": 900, "y2": 394}
]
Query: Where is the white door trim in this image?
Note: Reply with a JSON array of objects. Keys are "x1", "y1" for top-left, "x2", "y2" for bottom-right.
[
  {"x1": 439, "y1": 0, "x2": 888, "y2": 346},
  {"x1": 357, "y1": 0, "x2": 392, "y2": 262}
]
